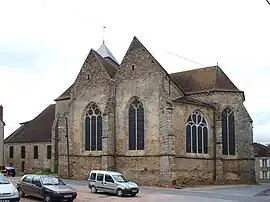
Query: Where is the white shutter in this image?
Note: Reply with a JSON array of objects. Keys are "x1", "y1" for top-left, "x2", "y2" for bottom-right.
[
  {"x1": 260, "y1": 159, "x2": 263, "y2": 167},
  {"x1": 260, "y1": 171, "x2": 263, "y2": 179},
  {"x1": 267, "y1": 171, "x2": 270, "y2": 179},
  {"x1": 267, "y1": 159, "x2": 270, "y2": 167}
]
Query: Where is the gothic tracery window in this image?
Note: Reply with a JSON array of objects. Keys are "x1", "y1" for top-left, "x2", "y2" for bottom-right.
[
  {"x1": 186, "y1": 110, "x2": 208, "y2": 154},
  {"x1": 222, "y1": 107, "x2": 235, "y2": 155},
  {"x1": 85, "y1": 103, "x2": 102, "y2": 151},
  {"x1": 129, "y1": 98, "x2": 144, "y2": 150}
]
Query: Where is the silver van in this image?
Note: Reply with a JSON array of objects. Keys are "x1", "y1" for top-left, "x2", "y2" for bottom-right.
[{"x1": 88, "y1": 170, "x2": 139, "y2": 197}]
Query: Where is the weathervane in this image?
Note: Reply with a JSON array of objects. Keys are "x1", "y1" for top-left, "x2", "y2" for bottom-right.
[{"x1": 103, "y1": 26, "x2": 106, "y2": 44}]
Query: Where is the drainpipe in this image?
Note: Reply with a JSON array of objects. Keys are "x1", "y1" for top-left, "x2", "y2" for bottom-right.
[
  {"x1": 213, "y1": 107, "x2": 217, "y2": 182},
  {"x1": 65, "y1": 116, "x2": 71, "y2": 179},
  {"x1": 110, "y1": 79, "x2": 117, "y2": 171}
]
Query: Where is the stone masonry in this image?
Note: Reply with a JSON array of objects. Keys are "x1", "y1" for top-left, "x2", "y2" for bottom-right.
[
  {"x1": 52, "y1": 36, "x2": 255, "y2": 187},
  {"x1": 4, "y1": 142, "x2": 52, "y2": 174}
]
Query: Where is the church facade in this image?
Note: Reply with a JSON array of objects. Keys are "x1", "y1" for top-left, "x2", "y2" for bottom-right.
[{"x1": 52, "y1": 37, "x2": 255, "y2": 187}]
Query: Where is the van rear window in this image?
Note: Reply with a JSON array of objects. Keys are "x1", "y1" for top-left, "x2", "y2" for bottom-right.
[{"x1": 90, "y1": 173, "x2": 96, "y2": 180}]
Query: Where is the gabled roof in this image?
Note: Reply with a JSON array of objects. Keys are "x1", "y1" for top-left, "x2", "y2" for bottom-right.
[
  {"x1": 4, "y1": 104, "x2": 55, "y2": 143},
  {"x1": 170, "y1": 66, "x2": 241, "y2": 94},
  {"x1": 97, "y1": 42, "x2": 119, "y2": 65},
  {"x1": 253, "y1": 142, "x2": 270, "y2": 157},
  {"x1": 55, "y1": 49, "x2": 118, "y2": 101}
]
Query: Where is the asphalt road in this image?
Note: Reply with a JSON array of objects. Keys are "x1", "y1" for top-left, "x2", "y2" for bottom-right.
[{"x1": 8, "y1": 177, "x2": 270, "y2": 202}]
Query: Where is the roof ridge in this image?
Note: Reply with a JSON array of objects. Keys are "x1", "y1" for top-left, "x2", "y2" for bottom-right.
[{"x1": 170, "y1": 65, "x2": 217, "y2": 75}]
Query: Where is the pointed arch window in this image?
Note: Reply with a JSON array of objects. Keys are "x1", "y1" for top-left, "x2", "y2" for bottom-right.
[
  {"x1": 129, "y1": 98, "x2": 144, "y2": 150},
  {"x1": 85, "y1": 103, "x2": 102, "y2": 151},
  {"x1": 222, "y1": 107, "x2": 235, "y2": 155},
  {"x1": 186, "y1": 110, "x2": 208, "y2": 154}
]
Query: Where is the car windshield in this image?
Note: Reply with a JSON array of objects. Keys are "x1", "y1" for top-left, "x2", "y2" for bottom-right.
[
  {"x1": 112, "y1": 175, "x2": 129, "y2": 183},
  {"x1": 41, "y1": 177, "x2": 65, "y2": 185},
  {"x1": 0, "y1": 175, "x2": 10, "y2": 184}
]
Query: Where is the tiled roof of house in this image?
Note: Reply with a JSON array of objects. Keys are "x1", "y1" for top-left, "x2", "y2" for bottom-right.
[
  {"x1": 4, "y1": 104, "x2": 55, "y2": 143},
  {"x1": 170, "y1": 66, "x2": 241, "y2": 94},
  {"x1": 253, "y1": 142, "x2": 270, "y2": 157}
]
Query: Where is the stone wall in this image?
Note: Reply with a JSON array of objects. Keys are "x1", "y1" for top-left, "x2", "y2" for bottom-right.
[
  {"x1": 172, "y1": 102, "x2": 215, "y2": 185},
  {"x1": 4, "y1": 142, "x2": 52, "y2": 174},
  {"x1": 187, "y1": 92, "x2": 255, "y2": 184}
]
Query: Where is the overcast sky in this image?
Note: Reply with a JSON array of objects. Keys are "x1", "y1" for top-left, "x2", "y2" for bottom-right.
[{"x1": 0, "y1": 0, "x2": 270, "y2": 144}]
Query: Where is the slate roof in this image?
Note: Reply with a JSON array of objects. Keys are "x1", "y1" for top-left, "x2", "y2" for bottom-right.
[
  {"x1": 173, "y1": 96, "x2": 214, "y2": 108},
  {"x1": 96, "y1": 43, "x2": 118, "y2": 65},
  {"x1": 253, "y1": 142, "x2": 270, "y2": 157},
  {"x1": 170, "y1": 66, "x2": 241, "y2": 94},
  {"x1": 4, "y1": 104, "x2": 55, "y2": 143}
]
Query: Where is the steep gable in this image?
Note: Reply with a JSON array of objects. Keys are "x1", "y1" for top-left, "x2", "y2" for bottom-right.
[
  {"x1": 55, "y1": 49, "x2": 118, "y2": 101},
  {"x1": 4, "y1": 104, "x2": 55, "y2": 143},
  {"x1": 170, "y1": 65, "x2": 241, "y2": 94},
  {"x1": 117, "y1": 36, "x2": 185, "y2": 95}
]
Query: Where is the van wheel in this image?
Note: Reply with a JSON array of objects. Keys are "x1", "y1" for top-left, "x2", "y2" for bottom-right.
[
  {"x1": 116, "y1": 188, "x2": 123, "y2": 197},
  {"x1": 44, "y1": 195, "x2": 52, "y2": 202},
  {"x1": 91, "y1": 186, "x2": 97, "y2": 193}
]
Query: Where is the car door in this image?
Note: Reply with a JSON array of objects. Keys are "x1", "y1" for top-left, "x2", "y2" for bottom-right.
[
  {"x1": 31, "y1": 176, "x2": 43, "y2": 198},
  {"x1": 95, "y1": 173, "x2": 105, "y2": 191},
  {"x1": 104, "y1": 174, "x2": 117, "y2": 193},
  {"x1": 21, "y1": 175, "x2": 33, "y2": 195}
]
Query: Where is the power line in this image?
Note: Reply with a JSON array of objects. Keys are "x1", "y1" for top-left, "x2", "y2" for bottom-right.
[
  {"x1": 167, "y1": 51, "x2": 205, "y2": 66},
  {"x1": 266, "y1": 0, "x2": 270, "y2": 6}
]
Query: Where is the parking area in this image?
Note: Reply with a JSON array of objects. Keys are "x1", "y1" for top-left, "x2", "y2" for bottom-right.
[{"x1": 8, "y1": 177, "x2": 270, "y2": 202}]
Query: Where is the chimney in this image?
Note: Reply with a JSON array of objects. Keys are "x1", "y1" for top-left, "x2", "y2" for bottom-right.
[{"x1": 0, "y1": 105, "x2": 3, "y2": 121}]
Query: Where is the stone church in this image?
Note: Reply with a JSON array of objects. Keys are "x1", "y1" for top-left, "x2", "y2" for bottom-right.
[{"x1": 51, "y1": 36, "x2": 254, "y2": 186}]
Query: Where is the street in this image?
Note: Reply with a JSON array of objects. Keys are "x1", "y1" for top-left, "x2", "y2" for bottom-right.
[{"x1": 9, "y1": 177, "x2": 270, "y2": 202}]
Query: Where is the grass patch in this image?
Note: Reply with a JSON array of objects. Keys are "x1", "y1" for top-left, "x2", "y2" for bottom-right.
[{"x1": 28, "y1": 168, "x2": 57, "y2": 175}]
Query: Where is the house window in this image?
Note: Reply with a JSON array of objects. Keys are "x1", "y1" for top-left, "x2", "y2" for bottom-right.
[
  {"x1": 21, "y1": 146, "x2": 25, "y2": 159},
  {"x1": 128, "y1": 98, "x2": 144, "y2": 150},
  {"x1": 85, "y1": 103, "x2": 102, "y2": 151},
  {"x1": 222, "y1": 107, "x2": 235, "y2": 155},
  {"x1": 186, "y1": 110, "x2": 208, "y2": 154},
  {"x1": 260, "y1": 159, "x2": 269, "y2": 168},
  {"x1": 47, "y1": 145, "x2": 51, "y2": 159},
  {"x1": 9, "y1": 146, "x2": 14, "y2": 158},
  {"x1": 33, "y1": 146, "x2": 38, "y2": 159},
  {"x1": 260, "y1": 171, "x2": 270, "y2": 179}
]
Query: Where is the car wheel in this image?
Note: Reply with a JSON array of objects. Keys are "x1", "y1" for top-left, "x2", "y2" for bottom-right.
[
  {"x1": 67, "y1": 199, "x2": 74, "y2": 202},
  {"x1": 19, "y1": 189, "x2": 25, "y2": 197},
  {"x1": 116, "y1": 188, "x2": 123, "y2": 197},
  {"x1": 90, "y1": 186, "x2": 97, "y2": 193},
  {"x1": 131, "y1": 193, "x2": 136, "y2": 197},
  {"x1": 44, "y1": 195, "x2": 52, "y2": 202}
]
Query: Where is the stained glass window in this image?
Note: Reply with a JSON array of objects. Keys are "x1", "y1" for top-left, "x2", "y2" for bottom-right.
[
  {"x1": 85, "y1": 103, "x2": 102, "y2": 151},
  {"x1": 222, "y1": 107, "x2": 235, "y2": 155},
  {"x1": 186, "y1": 110, "x2": 208, "y2": 154},
  {"x1": 129, "y1": 98, "x2": 144, "y2": 150}
]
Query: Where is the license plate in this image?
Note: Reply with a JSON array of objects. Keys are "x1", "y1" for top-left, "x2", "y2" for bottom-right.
[
  {"x1": 0, "y1": 200, "x2": 10, "y2": 202},
  {"x1": 132, "y1": 190, "x2": 137, "y2": 192},
  {"x1": 64, "y1": 195, "x2": 72, "y2": 198}
]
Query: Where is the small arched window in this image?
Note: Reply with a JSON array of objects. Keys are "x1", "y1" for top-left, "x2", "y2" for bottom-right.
[
  {"x1": 47, "y1": 145, "x2": 52, "y2": 159},
  {"x1": 85, "y1": 103, "x2": 102, "y2": 151},
  {"x1": 21, "y1": 146, "x2": 25, "y2": 159},
  {"x1": 186, "y1": 110, "x2": 208, "y2": 154},
  {"x1": 9, "y1": 146, "x2": 14, "y2": 158},
  {"x1": 33, "y1": 146, "x2": 38, "y2": 159},
  {"x1": 222, "y1": 107, "x2": 235, "y2": 155},
  {"x1": 129, "y1": 98, "x2": 144, "y2": 150}
]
